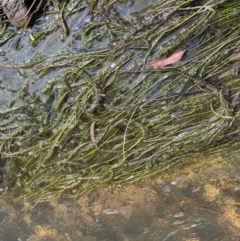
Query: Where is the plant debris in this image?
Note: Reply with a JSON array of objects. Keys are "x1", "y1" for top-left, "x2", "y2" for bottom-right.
[
  {"x1": 150, "y1": 50, "x2": 186, "y2": 68},
  {"x1": 90, "y1": 122, "x2": 100, "y2": 151},
  {"x1": 0, "y1": 0, "x2": 46, "y2": 27}
]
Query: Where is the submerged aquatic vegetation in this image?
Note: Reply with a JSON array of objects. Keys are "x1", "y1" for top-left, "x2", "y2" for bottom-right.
[{"x1": 0, "y1": 0, "x2": 240, "y2": 201}]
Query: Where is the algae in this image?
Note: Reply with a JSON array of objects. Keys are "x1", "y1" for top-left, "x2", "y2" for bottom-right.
[{"x1": 0, "y1": 0, "x2": 240, "y2": 201}]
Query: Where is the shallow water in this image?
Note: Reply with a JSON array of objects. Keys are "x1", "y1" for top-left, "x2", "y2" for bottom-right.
[
  {"x1": 0, "y1": 155, "x2": 240, "y2": 241},
  {"x1": 0, "y1": 0, "x2": 240, "y2": 239}
]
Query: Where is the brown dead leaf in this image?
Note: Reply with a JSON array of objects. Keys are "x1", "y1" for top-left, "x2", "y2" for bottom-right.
[
  {"x1": 228, "y1": 53, "x2": 240, "y2": 62},
  {"x1": 218, "y1": 69, "x2": 232, "y2": 80},
  {"x1": 150, "y1": 50, "x2": 186, "y2": 68},
  {"x1": 90, "y1": 121, "x2": 100, "y2": 150}
]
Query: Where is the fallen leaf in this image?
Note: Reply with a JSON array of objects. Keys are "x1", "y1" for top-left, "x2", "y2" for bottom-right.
[
  {"x1": 228, "y1": 52, "x2": 240, "y2": 62},
  {"x1": 90, "y1": 121, "x2": 100, "y2": 150},
  {"x1": 150, "y1": 50, "x2": 186, "y2": 68},
  {"x1": 218, "y1": 69, "x2": 232, "y2": 80}
]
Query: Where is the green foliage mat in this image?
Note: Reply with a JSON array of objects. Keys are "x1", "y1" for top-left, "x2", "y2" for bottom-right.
[{"x1": 0, "y1": 0, "x2": 240, "y2": 201}]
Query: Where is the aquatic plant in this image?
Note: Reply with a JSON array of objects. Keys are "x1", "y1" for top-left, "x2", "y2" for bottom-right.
[{"x1": 0, "y1": 0, "x2": 240, "y2": 201}]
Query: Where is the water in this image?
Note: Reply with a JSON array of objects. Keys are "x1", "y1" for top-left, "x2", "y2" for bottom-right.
[
  {"x1": 0, "y1": 0, "x2": 240, "y2": 239},
  {"x1": 0, "y1": 156, "x2": 240, "y2": 241}
]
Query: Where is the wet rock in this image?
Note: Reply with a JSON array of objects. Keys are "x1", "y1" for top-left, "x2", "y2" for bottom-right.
[{"x1": 0, "y1": 89, "x2": 10, "y2": 106}]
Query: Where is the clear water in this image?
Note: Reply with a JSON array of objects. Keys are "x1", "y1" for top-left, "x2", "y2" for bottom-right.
[
  {"x1": 0, "y1": 1, "x2": 240, "y2": 240},
  {"x1": 0, "y1": 157, "x2": 240, "y2": 241}
]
